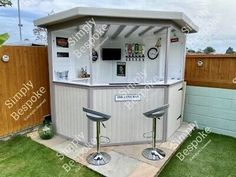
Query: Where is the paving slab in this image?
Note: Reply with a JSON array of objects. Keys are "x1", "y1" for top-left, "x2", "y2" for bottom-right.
[
  {"x1": 28, "y1": 122, "x2": 194, "y2": 177},
  {"x1": 87, "y1": 151, "x2": 141, "y2": 177}
]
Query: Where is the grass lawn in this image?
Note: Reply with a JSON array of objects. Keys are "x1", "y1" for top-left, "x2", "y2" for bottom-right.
[
  {"x1": 0, "y1": 136, "x2": 101, "y2": 177},
  {"x1": 0, "y1": 130, "x2": 235, "y2": 177},
  {"x1": 159, "y1": 130, "x2": 236, "y2": 177}
]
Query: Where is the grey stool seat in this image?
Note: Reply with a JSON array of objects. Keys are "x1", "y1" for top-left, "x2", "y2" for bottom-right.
[
  {"x1": 83, "y1": 107, "x2": 111, "y2": 122},
  {"x1": 83, "y1": 107, "x2": 111, "y2": 166},
  {"x1": 144, "y1": 110, "x2": 166, "y2": 119},
  {"x1": 142, "y1": 104, "x2": 169, "y2": 161},
  {"x1": 86, "y1": 113, "x2": 110, "y2": 122}
]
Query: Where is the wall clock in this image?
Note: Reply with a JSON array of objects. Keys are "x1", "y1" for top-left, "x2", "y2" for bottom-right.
[{"x1": 147, "y1": 47, "x2": 159, "y2": 60}]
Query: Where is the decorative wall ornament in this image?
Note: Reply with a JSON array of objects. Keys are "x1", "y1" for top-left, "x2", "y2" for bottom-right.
[
  {"x1": 197, "y1": 60, "x2": 204, "y2": 67},
  {"x1": 1, "y1": 54, "x2": 10, "y2": 62},
  {"x1": 92, "y1": 49, "x2": 98, "y2": 62}
]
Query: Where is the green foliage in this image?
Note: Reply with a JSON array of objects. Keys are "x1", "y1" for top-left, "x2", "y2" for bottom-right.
[
  {"x1": 33, "y1": 27, "x2": 47, "y2": 44},
  {"x1": 226, "y1": 47, "x2": 235, "y2": 54},
  {"x1": 0, "y1": 0, "x2": 12, "y2": 45},
  {"x1": 0, "y1": 33, "x2": 9, "y2": 46},
  {"x1": 187, "y1": 49, "x2": 196, "y2": 53},
  {"x1": 203, "y1": 46, "x2": 216, "y2": 54},
  {"x1": 0, "y1": 0, "x2": 12, "y2": 7}
]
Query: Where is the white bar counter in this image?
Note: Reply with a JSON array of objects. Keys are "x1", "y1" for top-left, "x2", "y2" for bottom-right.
[{"x1": 52, "y1": 79, "x2": 185, "y2": 145}]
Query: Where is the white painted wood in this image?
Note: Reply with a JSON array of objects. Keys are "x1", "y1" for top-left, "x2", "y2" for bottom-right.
[
  {"x1": 54, "y1": 85, "x2": 89, "y2": 142},
  {"x1": 51, "y1": 24, "x2": 186, "y2": 86},
  {"x1": 52, "y1": 31, "x2": 76, "y2": 80},
  {"x1": 34, "y1": 7, "x2": 198, "y2": 33},
  {"x1": 92, "y1": 87, "x2": 165, "y2": 144},
  {"x1": 168, "y1": 31, "x2": 186, "y2": 80},
  {"x1": 91, "y1": 30, "x2": 165, "y2": 85},
  {"x1": 167, "y1": 82, "x2": 183, "y2": 138},
  {"x1": 47, "y1": 9, "x2": 192, "y2": 144}
]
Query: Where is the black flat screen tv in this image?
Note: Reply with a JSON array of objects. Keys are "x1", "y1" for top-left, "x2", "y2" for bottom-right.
[{"x1": 102, "y1": 48, "x2": 121, "y2": 60}]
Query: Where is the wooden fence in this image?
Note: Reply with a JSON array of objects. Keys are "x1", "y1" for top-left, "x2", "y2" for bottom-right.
[
  {"x1": 0, "y1": 46, "x2": 50, "y2": 137},
  {"x1": 185, "y1": 54, "x2": 236, "y2": 89}
]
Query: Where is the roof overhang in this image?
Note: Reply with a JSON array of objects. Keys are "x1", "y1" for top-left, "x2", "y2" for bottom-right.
[{"x1": 34, "y1": 7, "x2": 198, "y2": 33}]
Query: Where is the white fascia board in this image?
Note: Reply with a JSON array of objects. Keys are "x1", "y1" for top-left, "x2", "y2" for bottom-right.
[{"x1": 34, "y1": 7, "x2": 198, "y2": 33}]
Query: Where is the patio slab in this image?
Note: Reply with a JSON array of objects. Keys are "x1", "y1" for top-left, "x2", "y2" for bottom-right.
[{"x1": 28, "y1": 122, "x2": 195, "y2": 177}]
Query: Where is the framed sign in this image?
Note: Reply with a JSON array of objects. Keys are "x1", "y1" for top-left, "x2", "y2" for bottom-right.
[
  {"x1": 171, "y1": 37, "x2": 179, "y2": 43},
  {"x1": 117, "y1": 62, "x2": 126, "y2": 77},
  {"x1": 57, "y1": 52, "x2": 69, "y2": 58},
  {"x1": 56, "y1": 37, "x2": 69, "y2": 48},
  {"x1": 115, "y1": 94, "x2": 141, "y2": 102}
]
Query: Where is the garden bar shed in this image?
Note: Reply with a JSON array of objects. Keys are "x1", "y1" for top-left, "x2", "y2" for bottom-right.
[{"x1": 34, "y1": 7, "x2": 198, "y2": 145}]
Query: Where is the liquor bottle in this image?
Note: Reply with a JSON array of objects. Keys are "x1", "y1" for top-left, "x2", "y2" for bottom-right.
[
  {"x1": 128, "y1": 43, "x2": 132, "y2": 61},
  {"x1": 141, "y1": 44, "x2": 145, "y2": 61},
  {"x1": 132, "y1": 43, "x2": 135, "y2": 60}
]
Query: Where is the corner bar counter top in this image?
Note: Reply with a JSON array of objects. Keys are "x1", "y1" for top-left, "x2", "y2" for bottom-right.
[{"x1": 53, "y1": 79, "x2": 183, "y2": 87}]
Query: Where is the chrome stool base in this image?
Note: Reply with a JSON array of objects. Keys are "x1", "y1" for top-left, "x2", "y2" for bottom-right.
[
  {"x1": 87, "y1": 152, "x2": 111, "y2": 166},
  {"x1": 142, "y1": 148, "x2": 165, "y2": 161}
]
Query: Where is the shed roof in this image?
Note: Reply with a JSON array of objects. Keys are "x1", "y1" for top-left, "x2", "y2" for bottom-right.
[{"x1": 34, "y1": 7, "x2": 198, "y2": 33}]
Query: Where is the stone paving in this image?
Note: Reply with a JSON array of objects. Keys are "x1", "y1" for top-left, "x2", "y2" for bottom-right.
[{"x1": 28, "y1": 122, "x2": 195, "y2": 177}]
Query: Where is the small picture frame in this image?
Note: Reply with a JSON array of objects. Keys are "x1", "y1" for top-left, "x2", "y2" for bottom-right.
[
  {"x1": 56, "y1": 37, "x2": 69, "y2": 48},
  {"x1": 117, "y1": 62, "x2": 126, "y2": 77}
]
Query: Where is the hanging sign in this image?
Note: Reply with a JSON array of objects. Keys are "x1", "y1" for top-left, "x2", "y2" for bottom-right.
[{"x1": 115, "y1": 94, "x2": 141, "y2": 102}]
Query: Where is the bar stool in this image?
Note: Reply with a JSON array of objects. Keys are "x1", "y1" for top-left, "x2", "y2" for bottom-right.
[
  {"x1": 83, "y1": 107, "x2": 111, "y2": 166},
  {"x1": 142, "y1": 104, "x2": 169, "y2": 161}
]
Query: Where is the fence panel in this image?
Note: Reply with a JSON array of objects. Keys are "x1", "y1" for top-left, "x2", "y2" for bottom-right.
[
  {"x1": 185, "y1": 55, "x2": 236, "y2": 89},
  {"x1": 0, "y1": 46, "x2": 50, "y2": 137}
]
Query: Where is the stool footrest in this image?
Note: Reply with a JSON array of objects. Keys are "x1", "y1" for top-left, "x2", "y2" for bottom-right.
[
  {"x1": 143, "y1": 131, "x2": 153, "y2": 138},
  {"x1": 100, "y1": 136, "x2": 110, "y2": 144}
]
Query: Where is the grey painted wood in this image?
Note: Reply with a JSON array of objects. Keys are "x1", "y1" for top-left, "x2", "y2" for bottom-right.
[
  {"x1": 47, "y1": 31, "x2": 57, "y2": 131},
  {"x1": 101, "y1": 24, "x2": 110, "y2": 38},
  {"x1": 164, "y1": 27, "x2": 171, "y2": 84},
  {"x1": 124, "y1": 26, "x2": 139, "y2": 38},
  {"x1": 138, "y1": 26, "x2": 154, "y2": 36},
  {"x1": 111, "y1": 25, "x2": 126, "y2": 39},
  {"x1": 153, "y1": 26, "x2": 167, "y2": 35}
]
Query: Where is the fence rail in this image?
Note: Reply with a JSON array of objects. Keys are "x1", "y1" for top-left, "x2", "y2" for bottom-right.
[
  {"x1": 0, "y1": 46, "x2": 50, "y2": 137},
  {"x1": 185, "y1": 54, "x2": 236, "y2": 89}
]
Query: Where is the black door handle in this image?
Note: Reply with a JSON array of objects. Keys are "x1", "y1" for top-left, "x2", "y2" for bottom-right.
[
  {"x1": 178, "y1": 87, "x2": 183, "y2": 91},
  {"x1": 177, "y1": 115, "x2": 182, "y2": 120}
]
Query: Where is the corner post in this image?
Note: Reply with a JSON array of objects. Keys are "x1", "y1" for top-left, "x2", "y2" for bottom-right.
[{"x1": 164, "y1": 27, "x2": 171, "y2": 84}]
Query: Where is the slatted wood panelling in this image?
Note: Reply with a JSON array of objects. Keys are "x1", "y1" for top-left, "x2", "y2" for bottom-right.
[
  {"x1": 185, "y1": 55, "x2": 236, "y2": 89},
  {"x1": 93, "y1": 87, "x2": 165, "y2": 144},
  {"x1": 0, "y1": 46, "x2": 50, "y2": 137},
  {"x1": 54, "y1": 84, "x2": 88, "y2": 141}
]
